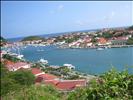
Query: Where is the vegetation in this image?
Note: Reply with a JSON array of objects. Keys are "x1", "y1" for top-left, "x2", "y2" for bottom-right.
[
  {"x1": 1, "y1": 62, "x2": 133, "y2": 100},
  {"x1": 3, "y1": 54, "x2": 21, "y2": 62},
  {"x1": 127, "y1": 25, "x2": 133, "y2": 30},
  {"x1": 0, "y1": 36, "x2": 7, "y2": 46},
  {"x1": 2, "y1": 85, "x2": 63, "y2": 100},
  {"x1": 67, "y1": 68, "x2": 133, "y2": 100},
  {"x1": 21, "y1": 36, "x2": 45, "y2": 41},
  {"x1": 102, "y1": 32, "x2": 113, "y2": 39},
  {"x1": 1, "y1": 63, "x2": 35, "y2": 96},
  {"x1": 126, "y1": 37, "x2": 133, "y2": 45},
  {"x1": 65, "y1": 37, "x2": 79, "y2": 43},
  {"x1": 0, "y1": 36, "x2": 7, "y2": 42}
]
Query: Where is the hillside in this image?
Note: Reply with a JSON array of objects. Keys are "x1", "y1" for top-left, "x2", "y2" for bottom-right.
[
  {"x1": 1, "y1": 63, "x2": 133, "y2": 100},
  {"x1": 0, "y1": 36, "x2": 7, "y2": 46},
  {"x1": 21, "y1": 36, "x2": 45, "y2": 41},
  {"x1": 127, "y1": 25, "x2": 133, "y2": 30},
  {"x1": 0, "y1": 36, "x2": 7, "y2": 42}
]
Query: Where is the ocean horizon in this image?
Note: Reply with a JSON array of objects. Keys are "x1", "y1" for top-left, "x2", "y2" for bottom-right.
[{"x1": 7, "y1": 26, "x2": 128, "y2": 42}]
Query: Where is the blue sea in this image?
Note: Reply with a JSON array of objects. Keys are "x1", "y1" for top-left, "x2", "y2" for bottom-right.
[{"x1": 9, "y1": 45, "x2": 133, "y2": 75}]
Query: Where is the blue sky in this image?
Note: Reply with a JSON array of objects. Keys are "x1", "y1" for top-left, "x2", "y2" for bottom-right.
[{"x1": 1, "y1": 1, "x2": 133, "y2": 38}]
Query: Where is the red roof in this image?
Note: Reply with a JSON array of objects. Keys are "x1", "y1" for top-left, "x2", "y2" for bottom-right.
[
  {"x1": 55, "y1": 80, "x2": 86, "y2": 91},
  {"x1": 31, "y1": 68, "x2": 43, "y2": 75},
  {"x1": 38, "y1": 73, "x2": 57, "y2": 80},
  {"x1": 116, "y1": 36, "x2": 128, "y2": 40},
  {"x1": 5, "y1": 61, "x2": 30, "y2": 71},
  {"x1": 45, "y1": 80, "x2": 59, "y2": 85},
  {"x1": 4, "y1": 60, "x2": 15, "y2": 65},
  {"x1": 98, "y1": 38, "x2": 107, "y2": 44}
]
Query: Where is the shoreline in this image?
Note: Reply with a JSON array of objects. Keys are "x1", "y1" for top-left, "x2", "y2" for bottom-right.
[{"x1": 58, "y1": 44, "x2": 133, "y2": 49}]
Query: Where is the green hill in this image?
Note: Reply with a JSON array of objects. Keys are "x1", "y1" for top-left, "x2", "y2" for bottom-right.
[
  {"x1": 21, "y1": 36, "x2": 45, "y2": 41},
  {"x1": 0, "y1": 36, "x2": 7, "y2": 42},
  {"x1": 127, "y1": 25, "x2": 133, "y2": 30}
]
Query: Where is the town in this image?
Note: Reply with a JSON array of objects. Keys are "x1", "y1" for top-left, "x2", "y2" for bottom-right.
[{"x1": 2, "y1": 26, "x2": 133, "y2": 50}]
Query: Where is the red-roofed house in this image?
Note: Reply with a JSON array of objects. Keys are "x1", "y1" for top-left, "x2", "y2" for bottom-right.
[
  {"x1": 5, "y1": 61, "x2": 31, "y2": 71},
  {"x1": 98, "y1": 38, "x2": 107, "y2": 45},
  {"x1": 31, "y1": 68, "x2": 45, "y2": 76},
  {"x1": 42, "y1": 79, "x2": 87, "y2": 91},
  {"x1": 111, "y1": 36, "x2": 128, "y2": 45},
  {"x1": 55, "y1": 80, "x2": 87, "y2": 91},
  {"x1": 35, "y1": 73, "x2": 58, "y2": 83}
]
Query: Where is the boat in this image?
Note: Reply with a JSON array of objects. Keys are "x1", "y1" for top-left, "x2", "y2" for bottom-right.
[
  {"x1": 15, "y1": 47, "x2": 24, "y2": 59},
  {"x1": 17, "y1": 54, "x2": 24, "y2": 59},
  {"x1": 63, "y1": 64, "x2": 75, "y2": 69},
  {"x1": 97, "y1": 48, "x2": 104, "y2": 51},
  {"x1": 39, "y1": 58, "x2": 48, "y2": 65}
]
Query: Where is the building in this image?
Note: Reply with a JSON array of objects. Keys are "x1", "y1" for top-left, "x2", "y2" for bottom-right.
[
  {"x1": 44, "y1": 79, "x2": 87, "y2": 91},
  {"x1": 97, "y1": 38, "x2": 107, "y2": 46},
  {"x1": 31, "y1": 68, "x2": 45, "y2": 76},
  {"x1": 5, "y1": 61, "x2": 31, "y2": 71},
  {"x1": 111, "y1": 36, "x2": 128, "y2": 45}
]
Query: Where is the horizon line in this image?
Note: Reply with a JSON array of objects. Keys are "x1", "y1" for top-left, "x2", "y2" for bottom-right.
[{"x1": 5, "y1": 25, "x2": 132, "y2": 39}]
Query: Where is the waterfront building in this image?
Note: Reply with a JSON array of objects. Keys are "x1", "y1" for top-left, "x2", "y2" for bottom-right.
[
  {"x1": 5, "y1": 61, "x2": 31, "y2": 71},
  {"x1": 111, "y1": 36, "x2": 128, "y2": 45}
]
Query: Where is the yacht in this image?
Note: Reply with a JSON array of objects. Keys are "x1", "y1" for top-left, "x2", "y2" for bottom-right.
[
  {"x1": 17, "y1": 54, "x2": 24, "y2": 59},
  {"x1": 97, "y1": 48, "x2": 104, "y2": 51},
  {"x1": 39, "y1": 58, "x2": 48, "y2": 65},
  {"x1": 63, "y1": 64, "x2": 75, "y2": 69}
]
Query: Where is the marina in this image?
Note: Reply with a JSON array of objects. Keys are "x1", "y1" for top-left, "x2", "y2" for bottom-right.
[{"x1": 6, "y1": 45, "x2": 133, "y2": 75}]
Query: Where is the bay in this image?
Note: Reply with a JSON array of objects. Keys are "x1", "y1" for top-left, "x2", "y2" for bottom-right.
[{"x1": 10, "y1": 45, "x2": 133, "y2": 75}]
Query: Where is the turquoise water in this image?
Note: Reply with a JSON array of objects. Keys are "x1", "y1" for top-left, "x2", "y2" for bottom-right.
[{"x1": 10, "y1": 46, "x2": 133, "y2": 75}]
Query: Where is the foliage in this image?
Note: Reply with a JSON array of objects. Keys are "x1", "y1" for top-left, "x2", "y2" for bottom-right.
[
  {"x1": 65, "y1": 37, "x2": 79, "y2": 43},
  {"x1": 21, "y1": 36, "x2": 45, "y2": 41},
  {"x1": 127, "y1": 25, "x2": 133, "y2": 30},
  {"x1": 67, "y1": 68, "x2": 133, "y2": 100},
  {"x1": 3, "y1": 54, "x2": 21, "y2": 62},
  {"x1": 0, "y1": 36, "x2": 7, "y2": 46},
  {"x1": 66, "y1": 74, "x2": 80, "y2": 80},
  {"x1": 1, "y1": 63, "x2": 35, "y2": 96},
  {"x1": 0, "y1": 36, "x2": 7, "y2": 42},
  {"x1": 91, "y1": 38, "x2": 97, "y2": 43},
  {"x1": 9, "y1": 70, "x2": 35, "y2": 86},
  {"x1": 1, "y1": 63, "x2": 133, "y2": 100},
  {"x1": 2, "y1": 85, "x2": 63, "y2": 100},
  {"x1": 102, "y1": 32, "x2": 113, "y2": 39},
  {"x1": 126, "y1": 37, "x2": 133, "y2": 45}
]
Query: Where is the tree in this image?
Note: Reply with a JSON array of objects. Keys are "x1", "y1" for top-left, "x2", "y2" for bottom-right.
[
  {"x1": 9, "y1": 70, "x2": 35, "y2": 86},
  {"x1": 126, "y1": 37, "x2": 133, "y2": 45},
  {"x1": 67, "y1": 68, "x2": 133, "y2": 100},
  {"x1": 102, "y1": 32, "x2": 113, "y2": 39}
]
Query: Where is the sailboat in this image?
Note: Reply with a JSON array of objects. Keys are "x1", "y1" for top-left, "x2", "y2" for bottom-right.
[{"x1": 16, "y1": 47, "x2": 24, "y2": 59}]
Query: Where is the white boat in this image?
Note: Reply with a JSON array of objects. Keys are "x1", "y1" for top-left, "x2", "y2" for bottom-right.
[
  {"x1": 63, "y1": 64, "x2": 75, "y2": 69},
  {"x1": 97, "y1": 48, "x2": 104, "y2": 50},
  {"x1": 17, "y1": 54, "x2": 24, "y2": 59},
  {"x1": 39, "y1": 58, "x2": 48, "y2": 65}
]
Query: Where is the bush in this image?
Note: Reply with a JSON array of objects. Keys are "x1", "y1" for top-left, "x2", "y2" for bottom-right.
[
  {"x1": 2, "y1": 85, "x2": 63, "y2": 100},
  {"x1": 67, "y1": 68, "x2": 133, "y2": 100},
  {"x1": 9, "y1": 70, "x2": 35, "y2": 86}
]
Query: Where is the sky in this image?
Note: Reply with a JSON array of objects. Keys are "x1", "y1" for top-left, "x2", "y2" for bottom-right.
[{"x1": 1, "y1": 1, "x2": 133, "y2": 38}]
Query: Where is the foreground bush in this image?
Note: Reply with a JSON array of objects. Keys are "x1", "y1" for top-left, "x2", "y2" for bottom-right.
[
  {"x1": 67, "y1": 68, "x2": 133, "y2": 100},
  {"x1": 1, "y1": 63, "x2": 35, "y2": 96},
  {"x1": 2, "y1": 85, "x2": 63, "y2": 100}
]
